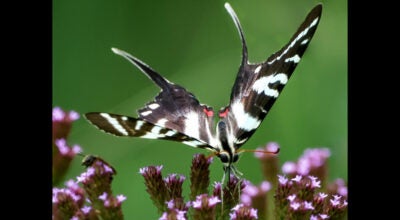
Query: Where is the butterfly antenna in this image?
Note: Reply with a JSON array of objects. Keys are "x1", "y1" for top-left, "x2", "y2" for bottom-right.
[{"x1": 238, "y1": 146, "x2": 280, "y2": 155}]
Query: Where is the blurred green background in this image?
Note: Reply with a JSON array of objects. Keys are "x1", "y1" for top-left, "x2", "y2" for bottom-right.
[{"x1": 53, "y1": 0, "x2": 347, "y2": 218}]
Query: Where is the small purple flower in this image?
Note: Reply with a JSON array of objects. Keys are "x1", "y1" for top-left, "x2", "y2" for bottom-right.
[
  {"x1": 242, "y1": 183, "x2": 258, "y2": 197},
  {"x1": 69, "y1": 192, "x2": 81, "y2": 202},
  {"x1": 55, "y1": 139, "x2": 69, "y2": 155},
  {"x1": 213, "y1": 181, "x2": 222, "y2": 189},
  {"x1": 116, "y1": 194, "x2": 127, "y2": 203},
  {"x1": 98, "y1": 192, "x2": 108, "y2": 201},
  {"x1": 212, "y1": 181, "x2": 222, "y2": 197},
  {"x1": 72, "y1": 145, "x2": 82, "y2": 154},
  {"x1": 278, "y1": 175, "x2": 289, "y2": 185},
  {"x1": 240, "y1": 194, "x2": 252, "y2": 206},
  {"x1": 53, "y1": 107, "x2": 65, "y2": 121},
  {"x1": 81, "y1": 206, "x2": 91, "y2": 214},
  {"x1": 260, "y1": 181, "x2": 271, "y2": 192},
  {"x1": 309, "y1": 176, "x2": 321, "y2": 188},
  {"x1": 176, "y1": 210, "x2": 187, "y2": 220},
  {"x1": 70, "y1": 216, "x2": 79, "y2": 220},
  {"x1": 287, "y1": 194, "x2": 296, "y2": 202},
  {"x1": 290, "y1": 202, "x2": 301, "y2": 210},
  {"x1": 52, "y1": 188, "x2": 61, "y2": 203},
  {"x1": 266, "y1": 142, "x2": 279, "y2": 152},
  {"x1": 282, "y1": 161, "x2": 297, "y2": 174},
  {"x1": 304, "y1": 148, "x2": 330, "y2": 167},
  {"x1": 104, "y1": 199, "x2": 111, "y2": 207},
  {"x1": 318, "y1": 192, "x2": 328, "y2": 199},
  {"x1": 338, "y1": 185, "x2": 348, "y2": 197},
  {"x1": 291, "y1": 175, "x2": 302, "y2": 183},
  {"x1": 330, "y1": 198, "x2": 340, "y2": 207},
  {"x1": 250, "y1": 209, "x2": 258, "y2": 219},
  {"x1": 297, "y1": 158, "x2": 311, "y2": 175},
  {"x1": 77, "y1": 167, "x2": 95, "y2": 183},
  {"x1": 303, "y1": 201, "x2": 314, "y2": 210},
  {"x1": 103, "y1": 164, "x2": 114, "y2": 173},
  {"x1": 66, "y1": 179, "x2": 79, "y2": 190},
  {"x1": 192, "y1": 199, "x2": 202, "y2": 209},
  {"x1": 167, "y1": 200, "x2": 175, "y2": 209},
  {"x1": 208, "y1": 196, "x2": 221, "y2": 207},
  {"x1": 327, "y1": 178, "x2": 348, "y2": 199},
  {"x1": 159, "y1": 212, "x2": 168, "y2": 220},
  {"x1": 68, "y1": 110, "x2": 80, "y2": 121},
  {"x1": 333, "y1": 194, "x2": 342, "y2": 201},
  {"x1": 319, "y1": 214, "x2": 329, "y2": 219}
]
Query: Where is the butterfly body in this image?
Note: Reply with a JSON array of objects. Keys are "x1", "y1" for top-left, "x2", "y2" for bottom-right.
[{"x1": 85, "y1": 3, "x2": 322, "y2": 178}]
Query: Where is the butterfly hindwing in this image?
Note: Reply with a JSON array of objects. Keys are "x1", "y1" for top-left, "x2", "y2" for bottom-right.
[
  {"x1": 84, "y1": 112, "x2": 215, "y2": 150},
  {"x1": 222, "y1": 4, "x2": 323, "y2": 148}
]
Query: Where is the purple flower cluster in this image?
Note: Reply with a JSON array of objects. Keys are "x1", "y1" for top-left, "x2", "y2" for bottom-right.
[
  {"x1": 274, "y1": 174, "x2": 347, "y2": 219},
  {"x1": 138, "y1": 142, "x2": 347, "y2": 219},
  {"x1": 140, "y1": 154, "x2": 252, "y2": 220},
  {"x1": 52, "y1": 155, "x2": 126, "y2": 220},
  {"x1": 282, "y1": 148, "x2": 331, "y2": 183},
  {"x1": 52, "y1": 106, "x2": 81, "y2": 185}
]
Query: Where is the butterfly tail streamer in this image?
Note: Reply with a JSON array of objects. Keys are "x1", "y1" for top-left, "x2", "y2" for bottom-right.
[
  {"x1": 111, "y1": 47, "x2": 173, "y2": 91},
  {"x1": 224, "y1": 2, "x2": 248, "y2": 64}
]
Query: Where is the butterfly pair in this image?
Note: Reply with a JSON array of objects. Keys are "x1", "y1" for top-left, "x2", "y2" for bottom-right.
[{"x1": 85, "y1": 3, "x2": 322, "y2": 181}]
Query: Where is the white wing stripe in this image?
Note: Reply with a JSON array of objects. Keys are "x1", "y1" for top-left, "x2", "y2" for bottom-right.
[
  {"x1": 183, "y1": 111, "x2": 201, "y2": 140},
  {"x1": 252, "y1": 74, "x2": 288, "y2": 97},
  {"x1": 135, "y1": 120, "x2": 144, "y2": 130},
  {"x1": 285, "y1": 54, "x2": 301, "y2": 63},
  {"x1": 100, "y1": 113, "x2": 129, "y2": 135},
  {"x1": 268, "y1": 17, "x2": 319, "y2": 64},
  {"x1": 231, "y1": 101, "x2": 261, "y2": 131},
  {"x1": 151, "y1": 126, "x2": 162, "y2": 134}
]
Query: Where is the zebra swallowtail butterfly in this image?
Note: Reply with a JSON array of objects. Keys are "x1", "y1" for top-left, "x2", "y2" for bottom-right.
[{"x1": 85, "y1": 3, "x2": 322, "y2": 180}]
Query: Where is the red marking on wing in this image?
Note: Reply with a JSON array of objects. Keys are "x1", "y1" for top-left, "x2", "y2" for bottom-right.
[
  {"x1": 219, "y1": 107, "x2": 229, "y2": 118},
  {"x1": 203, "y1": 106, "x2": 214, "y2": 117}
]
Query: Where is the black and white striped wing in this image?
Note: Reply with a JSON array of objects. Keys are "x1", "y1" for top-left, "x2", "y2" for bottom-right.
[
  {"x1": 222, "y1": 4, "x2": 322, "y2": 147},
  {"x1": 85, "y1": 48, "x2": 218, "y2": 151},
  {"x1": 85, "y1": 112, "x2": 216, "y2": 151}
]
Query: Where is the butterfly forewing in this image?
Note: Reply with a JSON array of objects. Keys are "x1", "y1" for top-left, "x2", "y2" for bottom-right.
[
  {"x1": 225, "y1": 4, "x2": 323, "y2": 147},
  {"x1": 110, "y1": 48, "x2": 217, "y2": 148}
]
